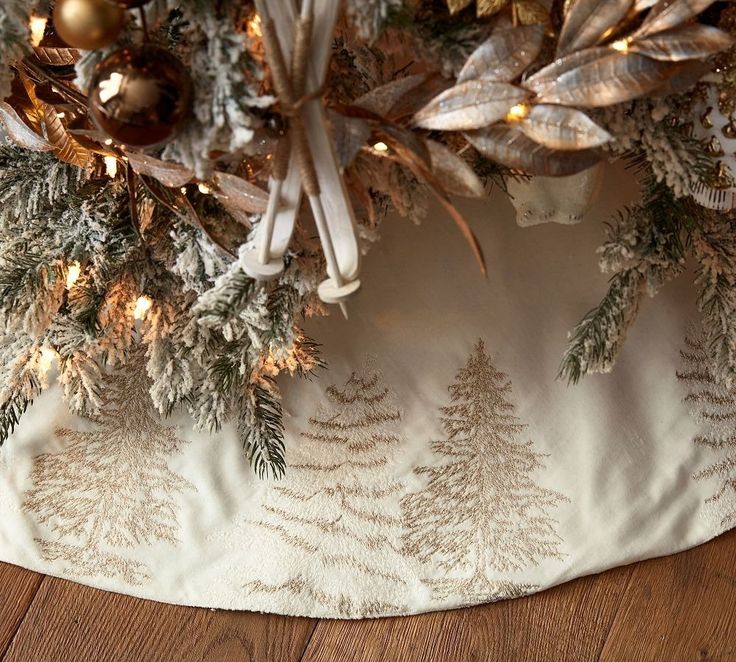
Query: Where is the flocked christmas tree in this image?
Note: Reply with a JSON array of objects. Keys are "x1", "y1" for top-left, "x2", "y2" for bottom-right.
[
  {"x1": 0, "y1": 0, "x2": 734, "y2": 477},
  {"x1": 244, "y1": 361, "x2": 414, "y2": 617},
  {"x1": 23, "y1": 351, "x2": 192, "y2": 585},
  {"x1": 402, "y1": 340, "x2": 568, "y2": 602},
  {"x1": 678, "y1": 332, "x2": 736, "y2": 528}
]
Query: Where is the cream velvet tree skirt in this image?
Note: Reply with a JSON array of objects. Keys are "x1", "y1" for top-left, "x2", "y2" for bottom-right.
[{"x1": 0, "y1": 164, "x2": 733, "y2": 619}]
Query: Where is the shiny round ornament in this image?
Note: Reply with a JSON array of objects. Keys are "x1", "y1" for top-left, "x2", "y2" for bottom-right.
[
  {"x1": 88, "y1": 45, "x2": 193, "y2": 149},
  {"x1": 52, "y1": 0, "x2": 126, "y2": 51}
]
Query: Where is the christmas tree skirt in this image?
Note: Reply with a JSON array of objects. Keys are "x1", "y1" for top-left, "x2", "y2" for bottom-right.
[{"x1": 0, "y1": 165, "x2": 732, "y2": 619}]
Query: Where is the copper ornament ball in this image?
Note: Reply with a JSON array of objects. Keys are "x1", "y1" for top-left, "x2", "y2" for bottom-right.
[
  {"x1": 88, "y1": 45, "x2": 193, "y2": 149},
  {"x1": 52, "y1": 0, "x2": 126, "y2": 51}
]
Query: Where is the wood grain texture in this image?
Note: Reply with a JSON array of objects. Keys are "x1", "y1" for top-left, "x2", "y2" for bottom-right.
[
  {"x1": 3, "y1": 577, "x2": 317, "y2": 662},
  {"x1": 2, "y1": 531, "x2": 735, "y2": 661},
  {"x1": 301, "y1": 565, "x2": 635, "y2": 662},
  {"x1": 0, "y1": 565, "x2": 43, "y2": 657},
  {"x1": 600, "y1": 530, "x2": 736, "y2": 661}
]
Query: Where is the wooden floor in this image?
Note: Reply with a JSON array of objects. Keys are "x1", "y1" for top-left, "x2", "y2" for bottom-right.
[{"x1": 0, "y1": 531, "x2": 734, "y2": 661}]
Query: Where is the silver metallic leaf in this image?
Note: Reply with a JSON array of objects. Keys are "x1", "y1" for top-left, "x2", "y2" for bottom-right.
[
  {"x1": 355, "y1": 74, "x2": 429, "y2": 117},
  {"x1": 457, "y1": 24, "x2": 545, "y2": 84},
  {"x1": 631, "y1": 24, "x2": 734, "y2": 61},
  {"x1": 329, "y1": 110, "x2": 371, "y2": 170},
  {"x1": 558, "y1": 0, "x2": 634, "y2": 56},
  {"x1": 519, "y1": 105, "x2": 612, "y2": 150},
  {"x1": 425, "y1": 139, "x2": 485, "y2": 197},
  {"x1": 414, "y1": 80, "x2": 530, "y2": 131},
  {"x1": 212, "y1": 172, "x2": 269, "y2": 214},
  {"x1": 633, "y1": 0, "x2": 658, "y2": 11},
  {"x1": 0, "y1": 102, "x2": 53, "y2": 152},
  {"x1": 650, "y1": 59, "x2": 711, "y2": 96},
  {"x1": 536, "y1": 52, "x2": 676, "y2": 107},
  {"x1": 465, "y1": 125, "x2": 602, "y2": 176},
  {"x1": 524, "y1": 48, "x2": 610, "y2": 95},
  {"x1": 127, "y1": 152, "x2": 194, "y2": 188},
  {"x1": 636, "y1": 0, "x2": 717, "y2": 38}
]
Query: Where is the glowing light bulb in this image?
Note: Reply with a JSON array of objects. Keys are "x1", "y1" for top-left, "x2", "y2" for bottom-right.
[
  {"x1": 56, "y1": 112, "x2": 66, "y2": 119},
  {"x1": 249, "y1": 14, "x2": 263, "y2": 38},
  {"x1": 38, "y1": 346, "x2": 58, "y2": 374},
  {"x1": 372, "y1": 141, "x2": 389, "y2": 153},
  {"x1": 133, "y1": 295, "x2": 153, "y2": 320},
  {"x1": 611, "y1": 38, "x2": 630, "y2": 53},
  {"x1": 104, "y1": 138, "x2": 113, "y2": 146},
  {"x1": 180, "y1": 187, "x2": 187, "y2": 194},
  {"x1": 104, "y1": 155, "x2": 118, "y2": 178},
  {"x1": 197, "y1": 183, "x2": 212, "y2": 194},
  {"x1": 505, "y1": 103, "x2": 530, "y2": 123},
  {"x1": 66, "y1": 261, "x2": 81, "y2": 289},
  {"x1": 29, "y1": 15, "x2": 47, "y2": 47}
]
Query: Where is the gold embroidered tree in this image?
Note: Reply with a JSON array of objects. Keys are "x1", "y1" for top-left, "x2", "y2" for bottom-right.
[
  {"x1": 23, "y1": 355, "x2": 192, "y2": 585},
  {"x1": 678, "y1": 334, "x2": 736, "y2": 528},
  {"x1": 402, "y1": 340, "x2": 567, "y2": 602},
  {"x1": 245, "y1": 361, "x2": 413, "y2": 617}
]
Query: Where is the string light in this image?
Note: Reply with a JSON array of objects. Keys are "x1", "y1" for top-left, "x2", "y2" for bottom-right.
[
  {"x1": 66, "y1": 261, "x2": 81, "y2": 289},
  {"x1": 180, "y1": 187, "x2": 187, "y2": 194},
  {"x1": 372, "y1": 141, "x2": 389, "y2": 153},
  {"x1": 29, "y1": 15, "x2": 47, "y2": 47},
  {"x1": 611, "y1": 38, "x2": 631, "y2": 53},
  {"x1": 505, "y1": 103, "x2": 530, "y2": 123},
  {"x1": 197, "y1": 183, "x2": 212, "y2": 194},
  {"x1": 133, "y1": 295, "x2": 153, "y2": 320},
  {"x1": 104, "y1": 138, "x2": 113, "y2": 146},
  {"x1": 38, "y1": 346, "x2": 58, "y2": 375},
  {"x1": 56, "y1": 111, "x2": 66, "y2": 119},
  {"x1": 104, "y1": 155, "x2": 118, "y2": 178},
  {"x1": 248, "y1": 14, "x2": 263, "y2": 38}
]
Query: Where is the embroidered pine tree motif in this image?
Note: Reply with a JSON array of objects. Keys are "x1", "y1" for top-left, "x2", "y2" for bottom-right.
[
  {"x1": 23, "y1": 356, "x2": 193, "y2": 585},
  {"x1": 402, "y1": 340, "x2": 568, "y2": 604},
  {"x1": 243, "y1": 360, "x2": 413, "y2": 617},
  {"x1": 677, "y1": 334, "x2": 736, "y2": 528}
]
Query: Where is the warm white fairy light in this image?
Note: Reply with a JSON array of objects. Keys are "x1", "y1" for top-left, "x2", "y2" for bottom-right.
[
  {"x1": 506, "y1": 103, "x2": 530, "y2": 123},
  {"x1": 104, "y1": 155, "x2": 118, "y2": 178},
  {"x1": 133, "y1": 295, "x2": 153, "y2": 320},
  {"x1": 66, "y1": 261, "x2": 81, "y2": 289},
  {"x1": 611, "y1": 38, "x2": 631, "y2": 53},
  {"x1": 197, "y1": 183, "x2": 212, "y2": 194},
  {"x1": 38, "y1": 346, "x2": 58, "y2": 375},
  {"x1": 104, "y1": 138, "x2": 113, "y2": 146},
  {"x1": 56, "y1": 111, "x2": 66, "y2": 119},
  {"x1": 29, "y1": 15, "x2": 47, "y2": 47},
  {"x1": 248, "y1": 14, "x2": 263, "y2": 38},
  {"x1": 372, "y1": 141, "x2": 389, "y2": 152}
]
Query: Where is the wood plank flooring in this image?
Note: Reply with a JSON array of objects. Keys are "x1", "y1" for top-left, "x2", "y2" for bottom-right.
[{"x1": 0, "y1": 530, "x2": 734, "y2": 661}]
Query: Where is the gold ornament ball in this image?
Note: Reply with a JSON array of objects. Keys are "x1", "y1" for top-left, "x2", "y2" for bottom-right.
[
  {"x1": 88, "y1": 45, "x2": 193, "y2": 148},
  {"x1": 52, "y1": 0, "x2": 126, "y2": 51}
]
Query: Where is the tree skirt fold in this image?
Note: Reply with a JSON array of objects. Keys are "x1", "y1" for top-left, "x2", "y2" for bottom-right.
[{"x1": 0, "y1": 165, "x2": 732, "y2": 618}]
